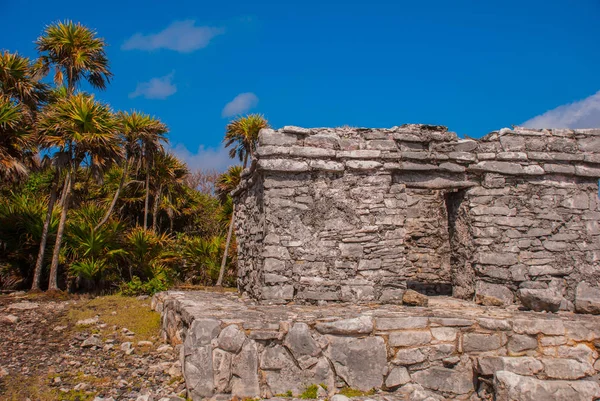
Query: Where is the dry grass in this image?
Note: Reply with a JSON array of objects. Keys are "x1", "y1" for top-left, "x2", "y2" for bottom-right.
[
  {"x1": 64, "y1": 294, "x2": 161, "y2": 342},
  {"x1": 0, "y1": 373, "x2": 95, "y2": 401}
]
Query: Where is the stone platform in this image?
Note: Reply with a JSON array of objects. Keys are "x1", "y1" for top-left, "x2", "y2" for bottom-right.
[{"x1": 152, "y1": 291, "x2": 600, "y2": 401}]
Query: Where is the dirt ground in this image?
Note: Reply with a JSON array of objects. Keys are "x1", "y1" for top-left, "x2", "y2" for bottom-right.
[{"x1": 0, "y1": 292, "x2": 185, "y2": 401}]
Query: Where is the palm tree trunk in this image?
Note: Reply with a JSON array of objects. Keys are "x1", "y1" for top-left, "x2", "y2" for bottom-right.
[
  {"x1": 48, "y1": 171, "x2": 72, "y2": 291},
  {"x1": 143, "y1": 159, "x2": 150, "y2": 230},
  {"x1": 216, "y1": 204, "x2": 235, "y2": 287},
  {"x1": 95, "y1": 159, "x2": 128, "y2": 231},
  {"x1": 31, "y1": 173, "x2": 60, "y2": 291},
  {"x1": 152, "y1": 184, "x2": 162, "y2": 232}
]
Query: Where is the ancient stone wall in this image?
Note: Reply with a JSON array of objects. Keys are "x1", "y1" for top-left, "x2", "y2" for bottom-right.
[
  {"x1": 153, "y1": 291, "x2": 600, "y2": 401},
  {"x1": 233, "y1": 125, "x2": 600, "y2": 312}
]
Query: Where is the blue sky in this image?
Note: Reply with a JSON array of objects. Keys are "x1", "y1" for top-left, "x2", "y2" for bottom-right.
[{"x1": 2, "y1": 0, "x2": 600, "y2": 170}]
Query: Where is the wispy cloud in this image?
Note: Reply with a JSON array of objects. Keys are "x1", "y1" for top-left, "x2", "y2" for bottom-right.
[
  {"x1": 122, "y1": 20, "x2": 224, "y2": 53},
  {"x1": 222, "y1": 92, "x2": 259, "y2": 117},
  {"x1": 170, "y1": 143, "x2": 234, "y2": 172},
  {"x1": 522, "y1": 90, "x2": 600, "y2": 129},
  {"x1": 129, "y1": 73, "x2": 177, "y2": 100}
]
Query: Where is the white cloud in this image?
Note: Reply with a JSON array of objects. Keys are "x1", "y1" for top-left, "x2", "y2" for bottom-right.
[
  {"x1": 522, "y1": 90, "x2": 600, "y2": 129},
  {"x1": 129, "y1": 73, "x2": 177, "y2": 100},
  {"x1": 222, "y1": 92, "x2": 259, "y2": 117},
  {"x1": 170, "y1": 143, "x2": 235, "y2": 172},
  {"x1": 122, "y1": 20, "x2": 224, "y2": 53}
]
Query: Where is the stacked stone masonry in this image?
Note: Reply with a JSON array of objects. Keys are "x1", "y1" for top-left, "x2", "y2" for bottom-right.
[
  {"x1": 153, "y1": 291, "x2": 600, "y2": 401},
  {"x1": 233, "y1": 124, "x2": 600, "y2": 312}
]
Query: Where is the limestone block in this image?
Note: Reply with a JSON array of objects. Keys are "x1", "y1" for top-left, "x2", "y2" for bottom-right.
[
  {"x1": 259, "y1": 130, "x2": 297, "y2": 146},
  {"x1": 541, "y1": 358, "x2": 594, "y2": 380},
  {"x1": 388, "y1": 330, "x2": 432, "y2": 347},
  {"x1": 309, "y1": 159, "x2": 345, "y2": 172},
  {"x1": 185, "y1": 345, "x2": 214, "y2": 399},
  {"x1": 497, "y1": 152, "x2": 528, "y2": 161},
  {"x1": 578, "y1": 136, "x2": 600, "y2": 152},
  {"x1": 477, "y1": 356, "x2": 543, "y2": 376},
  {"x1": 367, "y1": 139, "x2": 397, "y2": 150},
  {"x1": 282, "y1": 126, "x2": 311, "y2": 135},
  {"x1": 305, "y1": 134, "x2": 340, "y2": 149},
  {"x1": 375, "y1": 317, "x2": 429, "y2": 331},
  {"x1": 500, "y1": 135, "x2": 526, "y2": 151},
  {"x1": 378, "y1": 289, "x2": 405, "y2": 303},
  {"x1": 289, "y1": 146, "x2": 336, "y2": 158},
  {"x1": 471, "y1": 161, "x2": 524, "y2": 175},
  {"x1": 213, "y1": 348, "x2": 233, "y2": 393},
  {"x1": 326, "y1": 336, "x2": 386, "y2": 391},
  {"x1": 431, "y1": 327, "x2": 458, "y2": 342},
  {"x1": 339, "y1": 243, "x2": 363, "y2": 258},
  {"x1": 493, "y1": 370, "x2": 600, "y2": 401},
  {"x1": 315, "y1": 316, "x2": 373, "y2": 335},
  {"x1": 262, "y1": 246, "x2": 290, "y2": 260},
  {"x1": 256, "y1": 145, "x2": 290, "y2": 157},
  {"x1": 517, "y1": 289, "x2": 562, "y2": 313},
  {"x1": 346, "y1": 160, "x2": 383, "y2": 170},
  {"x1": 392, "y1": 348, "x2": 427, "y2": 365},
  {"x1": 284, "y1": 322, "x2": 321, "y2": 366},
  {"x1": 543, "y1": 163, "x2": 575, "y2": 175},
  {"x1": 231, "y1": 341, "x2": 260, "y2": 398},
  {"x1": 216, "y1": 325, "x2": 246, "y2": 353},
  {"x1": 575, "y1": 282, "x2": 600, "y2": 314},
  {"x1": 261, "y1": 285, "x2": 294, "y2": 300},
  {"x1": 507, "y1": 335, "x2": 537, "y2": 354},
  {"x1": 477, "y1": 252, "x2": 518, "y2": 266},
  {"x1": 411, "y1": 367, "x2": 474, "y2": 395},
  {"x1": 475, "y1": 281, "x2": 514, "y2": 306},
  {"x1": 462, "y1": 333, "x2": 506, "y2": 352},
  {"x1": 385, "y1": 366, "x2": 411, "y2": 388},
  {"x1": 337, "y1": 149, "x2": 381, "y2": 159},
  {"x1": 258, "y1": 159, "x2": 309, "y2": 172},
  {"x1": 185, "y1": 319, "x2": 221, "y2": 349},
  {"x1": 513, "y1": 319, "x2": 565, "y2": 336},
  {"x1": 477, "y1": 318, "x2": 512, "y2": 331}
]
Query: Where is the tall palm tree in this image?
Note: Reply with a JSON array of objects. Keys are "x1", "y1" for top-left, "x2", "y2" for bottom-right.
[
  {"x1": 94, "y1": 111, "x2": 167, "y2": 231},
  {"x1": 38, "y1": 93, "x2": 121, "y2": 291},
  {"x1": 36, "y1": 20, "x2": 112, "y2": 94},
  {"x1": 223, "y1": 114, "x2": 269, "y2": 168},
  {"x1": 215, "y1": 165, "x2": 242, "y2": 286},
  {"x1": 32, "y1": 21, "x2": 112, "y2": 291},
  {"x1": 150, "y1": 151, "x2": 188, "y2": 232}
]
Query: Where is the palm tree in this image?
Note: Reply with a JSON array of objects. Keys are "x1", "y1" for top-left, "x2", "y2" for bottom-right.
[
  {"x1": 38, "y1": 93, "x2": 121, "y2": 290},
  {"x1": 223, "y1": 114, "x2": 269, "y2": 168},
  {"x1": 0, "y1": 51, "x2": 48, "y2": 113},
  {"x1": 150, "y1": 151, "x2": 188, "y2": 232},
  {"x1": 0, "y1": 97, "x2": 31, "y2": 180},
  {"x1": 36, "y1": 20, "x2": 112, "y2": 94},
  {"x1": 94, "y1": 111, "x2": 167, "y2": 231},
  {"x1": 31, "y1": 21, "x2": 112, "y2": 291},
  {"x1": 215, "y1": 165, "x2": 242, "y2": 286}
]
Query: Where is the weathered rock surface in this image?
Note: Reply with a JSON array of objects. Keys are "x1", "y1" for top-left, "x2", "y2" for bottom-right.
[
  {"x1": 154, "y1": 290, "x2": 600, "y2": 401},
  {"x1": 494, "y1": 370, "x2": 600, "y2": 401},
  {"x1": 234, "y1": 125, "x2": 600, "y2": 314},
  {"x1": 575, "y1": 282, "x2": 600, "y2": 314}
]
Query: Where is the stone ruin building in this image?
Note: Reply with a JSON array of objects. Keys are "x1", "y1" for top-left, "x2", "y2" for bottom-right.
[
  {"x1": 232, "y1": 124, "x2": 600, "y2": 313},
  {"x1": 153, "y1": 124, "x2": 600, "y2": 401}
]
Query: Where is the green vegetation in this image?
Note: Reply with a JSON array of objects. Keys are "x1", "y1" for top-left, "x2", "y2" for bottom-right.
[
  {"x1": 338, "y1": 387, "x2": 376, "y2": 397},
  {"x1": 0, "y1": 20, "x2": 270, "y2": 294}
]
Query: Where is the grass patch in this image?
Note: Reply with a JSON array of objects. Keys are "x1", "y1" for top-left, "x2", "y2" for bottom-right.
[
  {"x1": 338, "y1": 387, "x2": 375, "y2": 397},
  {"x1": 64, "y1": 294, "x2": 161, "y2": 342},
  {"x1": 0, "y1": 374, "x2": 96, "y2": 401},
  {"x1": 299, "y1": 384, "x2": 319, "y2": 399}
]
